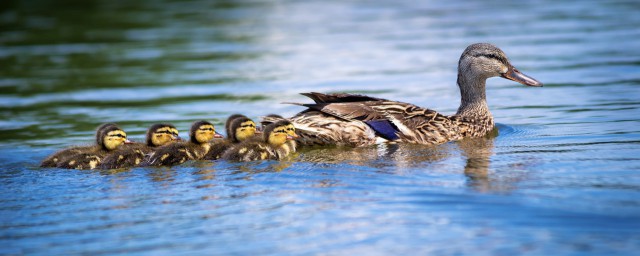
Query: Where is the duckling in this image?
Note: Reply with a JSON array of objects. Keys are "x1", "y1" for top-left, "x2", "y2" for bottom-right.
[
  {"x1": 203, "y1": 115, "x2": 259, "y2": 160},
  {"x1": 222, "y1": 120, "x2": 298, "y2": 162},
  {"x1": 40, "y1": 123, "x2": 120, "y2": 168},
  {"x1": 143, "y1": 120, "x2": 221, "y2": 166},
  {"x1": 99, "y1": 123, "x2": 180, "y2": 169},
  {"x1": 283, "y1": 43, "x2": 543, "y2": 147},
  {"x1": 261, "y1": 114, "x2": 297, "y2": 152},
  {"x1": 53, "y1": 124, "x2": 130, "y2": 169}
]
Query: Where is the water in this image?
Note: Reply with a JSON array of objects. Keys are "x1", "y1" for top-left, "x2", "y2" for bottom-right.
[{"x1": 2, "y1": 0, "x2": 640, "y2": 254}]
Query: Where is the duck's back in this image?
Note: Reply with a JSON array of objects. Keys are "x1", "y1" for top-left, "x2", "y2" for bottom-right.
[
  {"x1": 99, "y1": 143, "x2": 151, "y2": 169},
  {"x1": 144, "y1": 142, "x2": 209, "y2": 166},
  {"x1": 40, "y1": 146, "x2": 90, "y2": 167},
  {"x1": 203, "y1": 139, "x2": 232, "y2": 160},
  {"x1": 222, "y1": 141, "x2": 275, "y2": 162},
  {"x1": 289, "y1": 92, "x2": 467, "y2": 146},
  {"x1": 55, "y1": 146, "x2": 106, "y2": 169}
]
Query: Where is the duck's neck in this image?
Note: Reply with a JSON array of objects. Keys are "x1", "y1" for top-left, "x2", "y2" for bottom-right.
[{"x1": 455, "y1": 74, "x2": 491, "y2": 119}]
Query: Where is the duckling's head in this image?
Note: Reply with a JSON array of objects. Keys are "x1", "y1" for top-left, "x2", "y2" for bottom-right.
[
  {"x1": 263, "y1": 120, "x2": 298, "y2": 147},
  {"x1": 190, "y1": 120, "x2": 222, "y2": 144},
  {"x1": 225, "y1": 114, "x2": 248, "y2": 137},
  {"x1": 458, "y1": 43, "x2": 542, "y2": 87},
  {"x1": 96, "y1": 124, "x2": 129, "y2": 151},
  {"x1": 147, "y1": 123, "x2": 180, "y2": 147},
  {"x1": 229, "y1": 117, "x2": 257, "y2": 143},
  {"x1": 284, "y1": 122, "x2": 297, "y2": 138}
]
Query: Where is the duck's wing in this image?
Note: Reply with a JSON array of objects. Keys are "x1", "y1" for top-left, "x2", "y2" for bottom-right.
[
  {"x1": 300, "y1": 92, "x2": 385, "y2": 103},
  {"x1": 100, "y1": 145, "x2": 148, "y2": 169},
  {"x1": 296, "y1": 94, "x2": 461, "y2": 144},
  {"x1": 221, "y1": 142, "x2": 274, "y2": 162},
  {"x1": 56, "y1": 152, "x2": 104, "y2": 170},
  {"x1": 203, "y1": 140, "x2": 232, "y2": 160},
  {"x1": 369, "y1": 101, "x2": 462, "y2": 144},
  {"x1": 40, "y1": 146, "x2": 90, "y2": 167},
  {"x1": 143, "y1": 143, "x2": 190, "y2": 166}
]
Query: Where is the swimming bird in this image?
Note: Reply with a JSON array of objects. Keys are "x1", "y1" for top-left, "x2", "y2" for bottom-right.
[
  {"x1": 203, "y1": 115, "x2": 259, "y2": 160},
  {"x1": 261, "y1": 114, "x2": 298, "y2": 152},
  {"x1": 43, "y1": 123, "x2": 131, "y2": 169},
  {"x1": 143, "y1": 120, "x2": 221, "y2": 166},
  {"x1": 222, "y1": 120, "x2": 298, "y2": 162},
  {"x1": 99, "y1": 123, "x2": 180, "y2": 169},
  {"x1": 283, "y1": 43, "x2": 543, "y2": 147}
]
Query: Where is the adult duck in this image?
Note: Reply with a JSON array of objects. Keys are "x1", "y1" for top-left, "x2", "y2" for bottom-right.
[{"x1": 286, "y1": 43, "x2": 543, "y2": 147}]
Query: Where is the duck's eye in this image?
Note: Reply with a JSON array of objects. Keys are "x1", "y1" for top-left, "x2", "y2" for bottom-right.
[
  {"x1": 110, "y1": 134, "x2": 126, "y2": 138},
  {"x1": 241, "y1": 124, "x2": 255, "y2": 128},
  {"x1": 200, "y1": 127, "x2": 214, "y2": 131}
]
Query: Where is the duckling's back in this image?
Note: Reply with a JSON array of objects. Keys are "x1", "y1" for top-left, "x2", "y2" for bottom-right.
[
  {"x1": 55, "y1": 147, "x2": 106, "y2": 170},
  {"x1": 40, "y1": 146, "x2": 89, "y2": 167},
  {"x1": 143, "y1": 141, "x2": 209, "y2": 166},
  {"x1": 221, "y1": 141, "x2": 276, "y2": 162},
  {"x1": 203, "y1": 139, "x2": 232, "y2": 160},
  {"x1": 99, "y1": 143, "x2": 150, "y2": 169}
]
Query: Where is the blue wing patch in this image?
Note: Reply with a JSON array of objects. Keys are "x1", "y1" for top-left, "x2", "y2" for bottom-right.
[{"x1": 365, "y1": 120, "x2": 400, "y2": 140}]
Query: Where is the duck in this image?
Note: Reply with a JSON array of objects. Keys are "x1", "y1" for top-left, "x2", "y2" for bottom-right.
[
  {"x1": 41, "y1": 123, "x2": 116, "y2": 167},
  {"x1": 221, "y1": 120, "x2": 298, "y2": 162},
  {"x1": 99, "y1": 123, "x2": 180, "y2": 169},
  {"x1": 143, "y1": 120, "x2": 221, "y2": 166},
  {"x1": 203, "y1": 114, "x2": 259, "y2": 160},
  {"x1": 43, "y1": 123, "x2": 131, "y2": 169},
  {"x1": 261, "y1": 114, "x2": 298, "y2": 152},
  {"x1": 281, "y1": 43, "x2": 543, "y2": 147}
]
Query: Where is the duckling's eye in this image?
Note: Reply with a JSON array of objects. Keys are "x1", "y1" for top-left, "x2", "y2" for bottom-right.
[
  {"x1": 275, "y1": 129, "x2": 286, "y2": 134},
  {"x1": 110, "y1": 134, "x2": 126, "y2": 138},
  {"x1": 200, "y1": 127, "x2": 214, "y2": 131},
  {"x1": 156, "y1": 131, "x2": 173, "y2": 135},
  {"x1": 241, "y1": 124, "x2": 255, "y2": 128}
]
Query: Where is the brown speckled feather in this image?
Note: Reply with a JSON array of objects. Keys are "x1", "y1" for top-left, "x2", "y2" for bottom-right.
[
  {"x1": 99, "y1": 143, "x2": 150, "y2": 169},
  {"x1": 289, "y1": 92, "x2": 494, "y2": 146}
]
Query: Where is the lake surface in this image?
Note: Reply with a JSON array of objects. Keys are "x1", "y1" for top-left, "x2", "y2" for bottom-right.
[{"x1": 2, "y1": 0, "x2": 640, "y2": 254}]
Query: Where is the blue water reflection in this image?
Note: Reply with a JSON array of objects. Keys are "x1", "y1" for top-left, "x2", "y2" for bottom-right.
[{"x1": 2, "y1": 0, "x2": 640, "y2": 254}]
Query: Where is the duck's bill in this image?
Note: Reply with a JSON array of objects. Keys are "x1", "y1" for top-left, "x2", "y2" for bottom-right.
[
  {"x1": 286, "y1": 134, "x2": 299, "y2": 140},
  {"x1": 173, "y1": 136, "x2": 183, "y2": 141},
  {"x1": 124, "y1": 139, "x2": 134, "y2": 144},
  {"x1": 214, "y1": 133, "x2": 224, "y2": 138},
  {"x1": 502, "y1": 67, "x2": 543, "y2": 87}
]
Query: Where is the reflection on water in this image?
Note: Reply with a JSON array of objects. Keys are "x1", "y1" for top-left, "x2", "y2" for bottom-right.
[{"x1": 2, "y1": 0, "x2": 640, "y2": 254}]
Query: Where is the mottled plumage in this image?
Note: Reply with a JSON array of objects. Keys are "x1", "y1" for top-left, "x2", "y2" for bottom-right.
[
  {"x1": 143, "y1": 121, "x2": 220, "y2": 166},
  {"x1": 222, "y1": 120, "x2": 298, "y2": 162},
  {"x1": 260, "y1": 114, "x2": 298, "y2": 152},
  {"x1": 40, "y1": 123, "x2": 119, "y2": 167},
  {"x1": 49, "y1": 124, "x2": 130, "y2": 169},
  {"x1": 284, "y1": 43, "x2": 542, "y2": 147},
  {"x1": 204, "y1": 115, "x2": 258, "y2": 160},
  {"x1": 100, "y1": 123, "x2": 179, "y2": 169}
]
